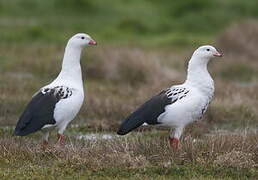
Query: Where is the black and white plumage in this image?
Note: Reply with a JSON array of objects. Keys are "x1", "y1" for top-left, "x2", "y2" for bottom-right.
[
  {"x1": 14, "y1": 33, "x2": 97, "y2": 145},
  {"x1": 14, "y1": 86, "x2": 72, "y2": 136},
  {"x1": 117, "y1": 45, "x2": 222, "y2": 149},
  {"x1": 117, "y1": 88, "x2": 190, "y2": 135}
]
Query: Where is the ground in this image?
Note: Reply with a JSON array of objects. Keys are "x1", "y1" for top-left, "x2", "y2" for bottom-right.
[{"x1": 0, "y1": 0, "x2": 258, "y2": 179}]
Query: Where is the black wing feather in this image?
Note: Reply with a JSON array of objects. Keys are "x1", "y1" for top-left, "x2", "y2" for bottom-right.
[
  {"x1": 117, "y1": 89, "x2": 173, "y2": 135},
  {"x1": 14, "y1": 90, "x2": 59, "y2": 136}
]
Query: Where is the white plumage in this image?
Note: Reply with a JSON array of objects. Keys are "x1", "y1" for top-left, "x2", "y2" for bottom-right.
[
  {"x1": 14, "y1": 33, "x2": 97, "y2": 146},
  {"x1": 117, "y1": 45, "x2": 222, "y2": 149}
]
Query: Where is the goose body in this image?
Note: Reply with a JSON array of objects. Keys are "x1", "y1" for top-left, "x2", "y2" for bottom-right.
[
  {"x1": 14, "y1": 33, "x2": 97, "y2": 145},
  {"x1": 117, "y1": 45, "x2": 222, "y2": 149}
]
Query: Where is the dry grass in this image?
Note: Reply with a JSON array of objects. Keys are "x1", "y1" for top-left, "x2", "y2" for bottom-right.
[
  {"x1": 0, "y1": 39, "x2": 258, "y2": 132},
  {"x1": 85, "y1": 46, "x2": 177, "y2": 86},
  {"x1": 0, "y1": 130, "x2": 257, "y2": 179},
  {"x1": 1, "y1": 22, "x2": 258, "y2": 179},
  {"x1": 214, "y1": 150, "x2": 256, "y2": 169},
  {"x1": 217, "y1": 19, "x2": 258, "y2": 59}
]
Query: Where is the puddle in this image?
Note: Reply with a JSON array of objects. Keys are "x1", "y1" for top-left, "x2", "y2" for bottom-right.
[
  {"x1": 77, "y1": 133, "x2": 119, "y2": 141},
  {"x1": 236, "y1": 81, "x2": 257, "y2": 87}
]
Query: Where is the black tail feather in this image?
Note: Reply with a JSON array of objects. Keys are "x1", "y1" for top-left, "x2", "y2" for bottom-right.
[
  {"x1": 117, "y1": 115, "x2": 145, "y2": 135},
  {"x1": 14, "y1": 92, "x2": 57, "y2": 136},
  {"x1": 117, "y1": 89, "x2": 171, "y2": 135}
]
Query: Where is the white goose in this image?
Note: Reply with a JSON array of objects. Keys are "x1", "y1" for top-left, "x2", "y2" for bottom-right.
[
  {"x1": 117, "y1": 45, "x2": 222, "y2": 149},
  {"x1": 14, "y1": 33, "x2": 97, "y2": 146}
]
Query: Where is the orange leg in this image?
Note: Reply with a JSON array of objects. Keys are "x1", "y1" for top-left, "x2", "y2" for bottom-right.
[
  {"x1": 42, "y1": 140, "x2": 48, "y2": 150},
  {"x1": 169, "y1": 137, "x2": 179, "y2": 150},
  {"x1": 57, "y1": 133, "x2": 65, "y2": 146}
]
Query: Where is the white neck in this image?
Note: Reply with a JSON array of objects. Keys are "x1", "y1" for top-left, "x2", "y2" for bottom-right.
[
  {"x1": 51, "y1": 45, "x2": 83, "y2": 89},
  {"x1": 184, "y1": 56, "x2": 214, "y2": 96}
]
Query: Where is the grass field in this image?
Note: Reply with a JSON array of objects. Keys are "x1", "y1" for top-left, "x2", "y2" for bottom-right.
[
  {"x1": 1, "y1": 0, "x2": 258, "y2": 47},
  {"x1": 1, "y1": 0, "x2": 258, "y2": 179}
]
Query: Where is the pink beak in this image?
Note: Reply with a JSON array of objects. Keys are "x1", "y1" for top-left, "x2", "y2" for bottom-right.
[
  {"x1": 88, "y1": 39, "x2": 97, "y2": 45},
  {"x1": 213, "y1": 52, "x2": 222, "y2": 57}
]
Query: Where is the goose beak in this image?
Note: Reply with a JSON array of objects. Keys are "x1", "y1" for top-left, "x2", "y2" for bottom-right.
[
  {"x1": 88, "y1": 39, "x2": 97, "y2": 45},
  {"x1": 213, "y1": 52, "x2": 222, "y2": 57}
]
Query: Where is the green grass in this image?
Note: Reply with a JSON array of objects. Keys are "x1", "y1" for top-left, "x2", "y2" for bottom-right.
[{"x1": 0, "y1": 0, "x2": 258, "y2": 47}]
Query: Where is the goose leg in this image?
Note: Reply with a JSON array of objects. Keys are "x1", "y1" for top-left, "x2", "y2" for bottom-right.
[
  {"x1": 169, "y1": 126, "x2": 183, "y2": 150},
  {"x1": 56, "y1": 122, "x2": 69, "y2": 146},
  {"x1": 42, "y1": 131, "x2": 49, "y2": 150}
]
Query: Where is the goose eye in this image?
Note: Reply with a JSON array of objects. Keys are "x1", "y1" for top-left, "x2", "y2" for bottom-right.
[
  {"x1": 81, "y1": 37, "x2": 85, "y2": 39},
  {"x1": 206, "y1": 49, "x2": 210, "y2": 51}
]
